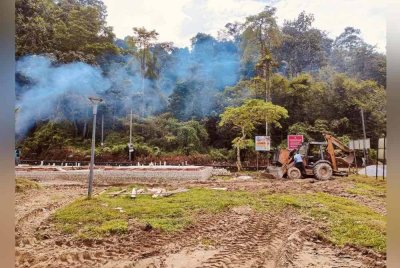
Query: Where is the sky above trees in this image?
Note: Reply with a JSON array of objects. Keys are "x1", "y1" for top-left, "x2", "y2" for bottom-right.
[{"x1": 102, "y1": 0, "x2": 386, "y2": 52}]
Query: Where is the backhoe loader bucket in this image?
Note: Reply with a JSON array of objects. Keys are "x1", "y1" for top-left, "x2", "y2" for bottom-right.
[
  {"x1": 339, "y1": 152, "x2": 355, "y2": 165},
  {"x1": 267, "y1": 166, "x2": 284, "y2": 179}
]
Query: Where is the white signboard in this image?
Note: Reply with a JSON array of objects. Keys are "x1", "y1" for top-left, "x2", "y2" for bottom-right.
[
  {"x1": 378, "y1": 138, "x2": 386, "y2": 149},
  {"x1": 255, "y1": 136, "x2": 270, "y2": 151},
  {"x1": 378, "y1": 137, "x2": 386, "y2": 160},
  {"x1": 349, "y1": 139, "x2": 370, "y2": 150},
  {"x1": 128, "y1": 143, "x2": 134, "y2": 152}
]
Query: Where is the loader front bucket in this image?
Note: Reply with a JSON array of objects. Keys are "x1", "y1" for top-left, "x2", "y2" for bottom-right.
[{"x1": 267, "y1": 166, "x2": 285, "y2": 179}]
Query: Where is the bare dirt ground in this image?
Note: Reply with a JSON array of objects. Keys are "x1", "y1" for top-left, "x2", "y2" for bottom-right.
[{"x1": 15, "y1": 170, "x2": 386, "y2": 268}]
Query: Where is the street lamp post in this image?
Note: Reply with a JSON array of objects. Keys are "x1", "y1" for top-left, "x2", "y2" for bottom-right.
[
  {"x1": 101, "y1": 114, "x2": 104, "y2": 147},
  {"x1": 88, "y1": 96, "x2": 103, "y2": 199},
  {"x1": 129, "y1": 109, "x2": 133, "y2": 161}
]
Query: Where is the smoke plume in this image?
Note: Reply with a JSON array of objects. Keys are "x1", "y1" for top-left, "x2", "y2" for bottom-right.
[{"x1": 15, "y1": 37, "x2": 240, "y2": 135}]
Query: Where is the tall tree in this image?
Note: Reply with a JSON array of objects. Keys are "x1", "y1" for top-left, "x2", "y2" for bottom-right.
[
  {"x1": 330, "y1": 27, "x2": 386, "y2": 86},
  {"x1": 219, "y1": 99, "x2": 288, "y2": 170},
  {"x1": 242, "y1": 6, "x2": 282, "y2": 139},
  {"x1": 276, "y1": 11, "x2": 332, "y2": 76},
  {"x1": 16, "y1": 0, "x2": 117, "y2": 63},
  {"x1": 126, "y1": 27, "x2": 159, "y2": 116}
]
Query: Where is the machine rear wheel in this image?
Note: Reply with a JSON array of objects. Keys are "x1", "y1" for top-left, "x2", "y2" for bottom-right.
[
  {"x1": 313, "y1": 163, "x2": 333, "y2": 180},
  {"x1": 287, "y1": 167, "x2": 302, "y2": 180}
]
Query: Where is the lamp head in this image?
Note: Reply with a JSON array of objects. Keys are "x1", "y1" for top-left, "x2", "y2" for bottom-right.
[
  {"x1": 88, "y1": 96, "x2": 103, "y2": 115},
  {"x1": 88, "y1": 96, "x2": 103, "y2": 105}
]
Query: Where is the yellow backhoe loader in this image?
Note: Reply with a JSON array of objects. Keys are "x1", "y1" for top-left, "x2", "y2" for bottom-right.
[{"x1": 274, "y1": 133, "x2": 355, "y2": 180}]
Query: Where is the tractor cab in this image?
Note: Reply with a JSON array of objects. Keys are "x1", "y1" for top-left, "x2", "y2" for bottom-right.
[{"x1": 297, "y1": 141, "x2": 328, "y2": 169}]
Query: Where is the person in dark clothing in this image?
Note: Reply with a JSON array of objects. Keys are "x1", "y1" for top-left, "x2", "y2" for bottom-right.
[{"x1": 15, "y1": 148, "x2": 21, "y2": 166}]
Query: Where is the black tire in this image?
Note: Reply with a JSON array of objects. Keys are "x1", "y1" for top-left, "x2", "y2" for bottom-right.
[
  {"x1": 313, "y1": 163, "x2": 333, "y2": 180},
  {"x1": 287, "y1": 167, "x2": 302, "y2": 180}
]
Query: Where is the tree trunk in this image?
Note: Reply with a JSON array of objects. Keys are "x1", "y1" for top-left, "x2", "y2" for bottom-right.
[
  {"x1": 141, "y1": 48, "x2": 146, "y2": 118},
  {"x1": 236, "y1": 129, "x2": 246, "y2": 172},
  {"x1": 82, "y1": 108, "x2": 89, "y2": 139},
  {"x1": 264, "y1": 64, "x2": 269, "y2": 137},
  {"x1": 236, "y1": 146, "x2": 242, "y2": 171},
  {"x1": 73, "y1": 119, "x2": 78, "y2": 137},
  {"x1": 82, "y1": 121, "x2": 87, "y2": 139}
]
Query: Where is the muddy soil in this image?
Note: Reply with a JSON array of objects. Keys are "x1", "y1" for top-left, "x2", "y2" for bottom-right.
[{"x1": 15, "y1": 171, "x2": 386, "y2": 267}]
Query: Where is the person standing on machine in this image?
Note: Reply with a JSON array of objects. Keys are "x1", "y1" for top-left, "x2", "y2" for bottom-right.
[{"x1": 293, "y1": 150, "x2": 306, "y2": 176}]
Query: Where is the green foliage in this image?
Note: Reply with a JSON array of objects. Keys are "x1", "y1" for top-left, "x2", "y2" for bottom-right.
[
  {"x1": 232, "y1": 137, "x2": 254, "y2": 150},
  {"x1": 270, "y1": 70, "x2": 385, "y2": 145},
  {"x1": 104, "y1": 131, "x2": 128, "y2": 145},
  {"x1": 109, "y1": 144, "x2": 127, "y2": 156},
  {"x1": 307, "y1": 193, "x2": 385, "y2": 252},
  {"x1": 219, "y1": 99, "x2": 288, "y2": 133},
  {"x1": 21, "y1": 121, "x2": 74, "y2": 156},
  {"x1": 208, "y1": 148, "x2": 234, "y2": 161},
  {"x1": 220, "y1": 99, "x2": 288, "y2": 170},
  {"x1": 336, "y1": 135, "x2": 350, "y2": 146},
  {"x1": 242, "y1": 6, "x2": 282, "y2": 66},
  {"x1": 16, "y1": 3, "x2": 386, "y2": 162},
  {"x1": 19, "y1": 113, "x2": 213, "y2": 159},
  {"x1": 137, "y1": 115, "x2": 209, "y2": 155},
  {"x1": 177, "y1": 125, "x2": 200, "y2": 155},
  {"x1": 345, "y1": 175, "x2": 386, "y2": 197},
  {"x1": 133, "y1": 143, "x2": 156, "y2": 156},
  {"x1": 275, "y1": 11, "x2": 331, "y2": 76},
  {"x1": 93, "y1": 219, "x2": 128, "y2": 235},
  {"x1": 54, "y1": 186, "x2": 386, "y2": 252},
  {"x1": 15, "y1": 177, "x2": 41, "y2": 193},
  {"x1": 330, "y1": 27, "x2": 386, "y2": 86},
  {"x1": 16, "y1": 0, "x2": 117, "y2": 63},
  {"x1": 54, "y1": 188, "x2": 259, "y2": 235},
  {"x1": 168, "y1": 80, "x2": 213, "y2": 120},
  {"x1": 263, "y1": 192, "x2": 386, "y2": 252},
  {"x1": 125, "y1": 26, "x2": 159, "y2": 82},
  {"x1": 288, "y1": 122, "x2": 312, "y2": 141},
  {"x1": 54, "y1": 197, "x2": 128, "y2": 237}
]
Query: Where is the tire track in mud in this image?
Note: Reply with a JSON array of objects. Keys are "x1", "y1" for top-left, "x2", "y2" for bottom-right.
[
  {"x1": 15, "y1": 177, "x2": 386, "y2": 268},
  {"x1": 134, "y1": 209, "x2": 385, "y2": 268},
  {"x1": 131, "y1": 209, "x2": 300, "y2": 268},
  {"x1": 199, "y1": 215, "x2": 281, "y2": 267},
  {"x1": 15, "y1": 185, "x2": 94, "y2": 267},
  {"x1": 15, "y1": 185, "x2": 87, "y2": 246}
]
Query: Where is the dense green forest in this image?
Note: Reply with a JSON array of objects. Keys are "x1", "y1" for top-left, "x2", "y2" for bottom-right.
[{"x1": 15, "y1": 0, "x2": 386, "y2": 165}]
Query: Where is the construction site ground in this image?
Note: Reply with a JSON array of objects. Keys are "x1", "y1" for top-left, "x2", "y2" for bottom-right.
[{"x1": 15, "y1": 169, "x2": 386, "y2": 268}]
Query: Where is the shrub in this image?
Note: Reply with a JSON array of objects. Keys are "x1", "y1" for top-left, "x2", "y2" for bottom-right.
[{"x1": 209, "y1": 148, "x2": 230, "y2": 161}]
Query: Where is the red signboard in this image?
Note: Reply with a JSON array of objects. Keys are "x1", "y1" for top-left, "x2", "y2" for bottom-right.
[{"x1": 288, "y1": 135, "x2": 304, "y2": 150}]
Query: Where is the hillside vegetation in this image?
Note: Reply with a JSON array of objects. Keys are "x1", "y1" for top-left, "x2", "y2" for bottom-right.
[{"x1": 15, "y1": 1, "x2": 386, "y2": 165}]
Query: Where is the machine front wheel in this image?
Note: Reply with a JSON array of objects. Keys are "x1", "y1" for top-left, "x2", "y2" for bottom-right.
[
  {"x1": 313, "y1": 163, "x2": 333, "y2": 180},
  {"x1": 287, "y1": 167, "x2": 302, "y2": 180}
]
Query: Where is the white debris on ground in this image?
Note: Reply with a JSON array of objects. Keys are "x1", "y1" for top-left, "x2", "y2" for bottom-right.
[
  {"x1": 148, "y1": 187, "x2": 166, "y2": 198},
  {"x1": 210, "y1": 187, "x2": 228, "y2": 191},
  {"x1": 151, "y1": 188, "x2": 189, "y2": 198},
  {"x1": 358, "y1": 165, "x2": 387, "y2": 177},
  {"x1": 108, "y1": 187, "x2": 189, "y2": 199},
  {"x1": 237, "y1": 175, "x2": 252, "y2": 180},
  {"x1": 113, "y1": 207, "x2": 125, "y2": 213},
  {"x1": 131, "y1": 188, "x2": 137, "y2": 198},
  {"x1": 148, "y1": 188, "x2": 166, "y2": 194},
  {"x1": 212, "y1": 168, "x2": 231, "y2": 176}
]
